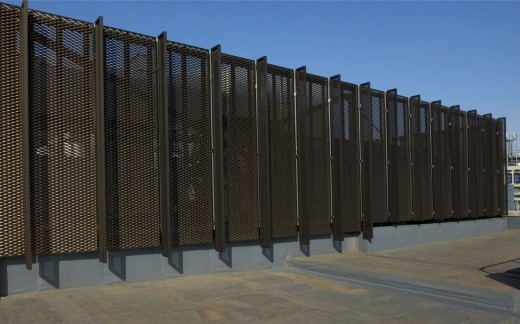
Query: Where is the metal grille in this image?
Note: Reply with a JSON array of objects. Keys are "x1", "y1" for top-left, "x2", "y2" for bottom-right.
[
  {"x1": 440, "y1": 107, "x2": 452, "y2": 219},
  {"x1": 267, "y1": 64, "x2": 297, "y2": 239},
  {"x1": 341, "y1": 82, "x2": 361, "y2": 233},
  {"x1": 305, "y1": 74, "x2": 331, "y2": 236},
  {"x1": 431, "y1": 102, "x2": 443, "y2": 220},
  {"x1": 449, "y1": 107, "x2": 468, "y2": 219},
  {"x1": 387, "y1": 92, "x2": 411, "y2": 222},
  {"x1": 467, "y1": 111, "x2": 480, "y2": 218},
  {"x1": 221, "y1": 53, "x2": 258, "y2": 242},
  {"x1": 0, "y1": 4, "x2": 25, "y2": 257},
  {"x1": 104, "y1": 27, "x2": 160, "y2": 249},
  {"x1": 166, "y1": 41, "x2": 213, "y2": 246},
  {"x1": 28, "y1": 10, "x2": 97, "y2": 255},
  {"x1": 370, "y1": 89, "x2": 388, "y2": 224}
]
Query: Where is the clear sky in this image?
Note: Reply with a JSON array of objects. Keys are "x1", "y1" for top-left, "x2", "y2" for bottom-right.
[{"x1": 4, "y1": 0, "x2": 520, "y2": 142}]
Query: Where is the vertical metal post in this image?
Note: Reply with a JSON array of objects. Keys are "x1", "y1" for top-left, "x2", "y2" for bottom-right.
[
  {"x1": 410, "y1": 95, "x2": 420, "y2": 220},
  {"x1": 21, "y1": 0, "x2": 32, "y2": 270},
  {"x1": 256, "y1": 57, "x2": 271, "y2": 248},
  {"x1": 329, "y1": 75, "x2": 344, "y2": 242},
  {"x1": 210, "y1": 45, "x2": 225, "y2": 252},
  {"x1": 295, "y1": 66, "x2": 309, "y2": 245},
  {"x1": 94, "y1": 16, "x2": 107, "y2": 263},
  {"x1": 157, "y1": 32, "x2": 171, "y2": 257}
]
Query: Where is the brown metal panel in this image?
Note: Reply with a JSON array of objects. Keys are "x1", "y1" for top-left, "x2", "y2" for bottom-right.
[
  {"x1": 305, "y1": 73, "x2": 331, "y2": 237},
  {"x1": 165, "y1": 41, "x2": 214, "y2": 247},
  {"x1": 296, "y1": 67, "x2": 310, "y2": 244},
  {"x1": 370, "y1": 89, "x2": 388, "y2": 225},
  {"x1": 341, "y1": 82, "x2": 361, "y2": 233},
  {"x1": 359, "y1": 83, "x2": 374, "y2": 238},
  {"x1": 94, "y1": 16, "x2": 107, "y2": 262},
  {"x1": 256, "y1": 57, "x2": 271, "y2": 248},
  {"x1": 28, "y1": 10, "x2": 97, "y2": 255},
  {"x1": 467, "y1": 110, "x2": 480, "y2": 218},
  {"x1": 267, "y1": 64, "x2": 297, "y2": 240},
  {"x1": 329, "y1": 75, "x2": 344, "y2": 241},
  {"x1": 482, "y1": 114, "x2": 498, "y2": 217},
  {"x1": 0, "y1": 4, "x2": 27, "y2": 260},
  {"x1": 104, "y1": 27, "x2": 160, "y2": 249},
  {"x1": 221, "y1": 53, "x2": 258, "y2": 243}
]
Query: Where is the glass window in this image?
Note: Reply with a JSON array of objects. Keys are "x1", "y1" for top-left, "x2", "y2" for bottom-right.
[
  {"x1": 515, "y1": 173, "x2": 520, "y2": 184},
  {"x1": 507, "y1": 173, "x2": 512, "y2": 184}
]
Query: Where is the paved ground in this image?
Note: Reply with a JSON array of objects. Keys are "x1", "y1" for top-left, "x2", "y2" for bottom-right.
[{"x1": 1, "y1": 230, "x2": 520, "y2": 323}]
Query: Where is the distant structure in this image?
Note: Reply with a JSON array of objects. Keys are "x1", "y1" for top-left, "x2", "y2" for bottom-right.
[{"x1": 506, "y1": 133, "x2": 519, "y2": 211}]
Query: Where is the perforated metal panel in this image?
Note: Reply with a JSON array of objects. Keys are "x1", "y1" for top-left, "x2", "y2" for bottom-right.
[
  {"x1": 482, "y1": 114, "x2": 498, "y2": 217},
  {"x1": 387, "y1": 92, "x2": 411, "y2": 222},
  {"x1": 304, "y1": 74, "x2": 331, "y2": 236},
  {"x1": 341, "y1": 82, "x2": 361, "y2": 233},
  {"x1": 104, "y1": 27, "x2": 160, "y2": 249},
  {"x1": 449, "y1": 107, "x2": 468, "y2": 219},
  {"x1": 27, "y1": 10, "x2": 97, "y2": 255},
  {"x1": 220, "y1": 53, "x2": 258, "y2": 242},
  {"x1": 0, "y1": 4, "x2": 25, "y2": 257},
  {"x1": 440, "y1": 107, "x2": 452, "y2": 219},
  {"x1": 166, "y1": 41, "x2": 213, "y2": 246},
  {"x1": 431, "y1": 102, "x2": 443, "y2": 220},
  {"x1": 467, "y1": 111, "x2": 480, "y2": 218},
  {"x1": 267, "y1": 64, "x2": 297, "y2": 239},
  {"x1": 368, "y1": 89, "x2": 388, "y2": 224}
]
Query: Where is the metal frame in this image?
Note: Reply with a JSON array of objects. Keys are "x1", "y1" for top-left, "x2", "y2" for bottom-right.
[
  {"x1": 210, "y1": 45, "x2": 225, "y2": 252},
  {"x1": 329, "y1": 75, "x2": 344, "y2": 242},
  {"x1": 157, "y1": 32, "x2": 171, "y2": 257},
  {"x1": 256, "y1": 56, "x2": 271, "y2": 248},
  {"x1": 94, "y1": 16, "x2": 107, "y2": 263},
  {"x1": 21, "y1": 0, "x2": 32, "y2": 270}
]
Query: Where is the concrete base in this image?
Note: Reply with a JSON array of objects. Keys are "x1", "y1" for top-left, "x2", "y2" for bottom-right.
[
  {"x1": 0, "y1": 217, "x2": 507, "y2": 296},
  {"x1": 506, "y1": 215, "x2": 520, "y2": 229}
]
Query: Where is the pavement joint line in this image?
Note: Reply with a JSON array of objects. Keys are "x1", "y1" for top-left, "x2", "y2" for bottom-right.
[{"x1": 287, "y1": 258, "x2": 520, "y2": 318}]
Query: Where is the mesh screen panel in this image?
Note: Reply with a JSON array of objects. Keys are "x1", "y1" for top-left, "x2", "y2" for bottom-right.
[
  {"x1": 431, "y1": 103, "x2": 443, "y2": 220},
  {"x1": 359, "y1": 85, "x2": 374, "y2": 237},
  {"x1": 467, "y1": 111, "x2": 480, "y2": 218},
  {"x1": 341, "y1": 82, "x2": 361, "y2": 233},
  {"x1": 440, "y1": 107, "x2": 452, "y2": 219},
  {"x1": 28, "y1": 10, "x2": 97, "y2": 255},
  {"x1": 267, "y1": 64, "x2": 297, "y2": 239},
  {"x1": 305, "y1": 74, "x2": 331, "y2": 236},
  {"x1": 387, "y1": 93, "x2": 411, "y2": 222},
  {"x1": 221, "y1": 53, "x2": 258, "y2": 242},
  {"x1": 166, "y1": 42, "x2": 213, "y2": 246},
  {"x1": 370, "y1": 89, "x2": 388, "y2": 224},
  {"x1": 449, "y1": 108, "x2": 468, "y2": 219},
  {"x1": 104, "y1": 27, "x2": 160, "y2": 249},
  {"x1": 482, "y1": 115, "x2": 497, "y2": 217},
  {"x1": 0, "y1": 4, "x2": 25, "y2": 257}
]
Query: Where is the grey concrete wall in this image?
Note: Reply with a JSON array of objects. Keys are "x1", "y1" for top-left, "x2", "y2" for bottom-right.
[
  {"x1": 0, "y1": 218, "x2": 507, "y2": 296},
  {"x1": 506, "y1": 216, "x2": 520, "y2": 229}
]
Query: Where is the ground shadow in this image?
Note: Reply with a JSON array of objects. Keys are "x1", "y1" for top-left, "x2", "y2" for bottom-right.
[{"x1": 480, "y1": 258, "x2": 520, "y2": 290}]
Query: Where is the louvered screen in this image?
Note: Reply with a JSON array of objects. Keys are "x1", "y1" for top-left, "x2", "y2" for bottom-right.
[
  {"x1": 28, "y1": 10, "x2": 97, "y2": 255},
  {"x1": 166, "y1": 41, "x2": 213, "y2": 246},
  {"x1": 496, "y1": 118, "x2": 506, "y2": 215},
  {"x1": 431, "y1": 102, "x2": 443, "y2": 220},
  {"x1": 267, "y1": 64, "x2": 297, "y2": 239},
  {"x1": 341, "y1": 82, "x2": 361, "y2": 233},
  {"x1": 0, "y1": 4, "x2": 25, "y2": 257},
  {"x1": 370, "y1": 89, "x2": 388, "y2": 224},
  {"x1": 104, "y1": 27, "x2": 160, "y2": 249},
  {"x1": 482, "y1": 114, "x2": 498, "y2": 217},
  {"x1": 221, "y1": 53, "x2": 258, "y2": 242},
  {"x1": 305, "y1": 74, "x2": 330, "y2": 236},
  {"x1": 359, "y1": 84, "x2": 373, "y2": 237}
]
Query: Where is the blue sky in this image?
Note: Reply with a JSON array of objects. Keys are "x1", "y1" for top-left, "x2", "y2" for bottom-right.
[{"x1": 4, "y1": 0, "x2": 520, "y2": 140}]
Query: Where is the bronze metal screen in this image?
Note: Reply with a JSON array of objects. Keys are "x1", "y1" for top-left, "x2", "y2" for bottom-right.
[
  {"x1": 221, "y1": 53, "x2": 258, "y2": 242},
  {"x1": 166, "y1": 41, "x2": 213, "y2": 246},
  {"x1": 267, "y1": 64, "x2": 298, "y2": 239},
  {"x1": 104, "y1": 27, "x2": 160, "y2": 249},
  {"x1": 0, "y1": 4, "x2": 26, "y2": 257},
  {"x1": 28, "y1": 10, "x2": 97, "y2": 255}
]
